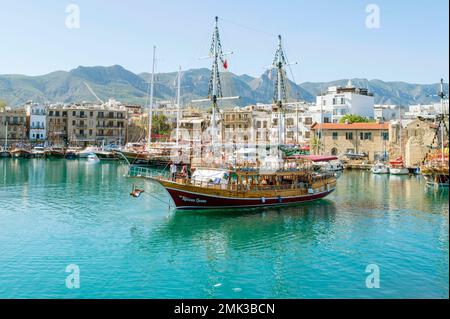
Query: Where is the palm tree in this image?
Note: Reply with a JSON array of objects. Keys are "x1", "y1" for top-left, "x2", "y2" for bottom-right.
[{"x1": 310, "y1": 136, "x2": 323, "y2": 155}]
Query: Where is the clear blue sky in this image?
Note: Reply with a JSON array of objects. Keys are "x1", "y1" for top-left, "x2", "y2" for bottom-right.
[{"x1": 0, "y1": 0, "x2": 448, "y2": 83}]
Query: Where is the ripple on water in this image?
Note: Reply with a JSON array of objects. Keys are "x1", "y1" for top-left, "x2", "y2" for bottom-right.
[{"x1": 0, "y1": 161, "x2": 448, "y2": 298}]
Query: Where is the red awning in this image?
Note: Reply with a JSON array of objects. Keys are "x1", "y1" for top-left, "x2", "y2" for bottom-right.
[{"x1": 294, "y1": 155, "x2": 339, "y2": 162}]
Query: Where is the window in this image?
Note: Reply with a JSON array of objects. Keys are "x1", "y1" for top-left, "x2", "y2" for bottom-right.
[
  {"x1": 381, "y1": 132, "x2": 389, "y2": 141},
  {"x1": 346, "y1": 132, "x2": 353, "y2": 140},
  {"x1": 360, "y1": 132, "x2": 372, "y2": 140},
  {"x1": 332, "y1": 132, "x2": 338, "y2": 140},
  {"x1": 73, "y1": 111, "x2": 76, "y2": 116},
  {"x1": 304, "y1": 117, "x2": 312, "y2": 125},
  {"x1": 305, "y1": 131, "x2": 311, "y2": 138}
]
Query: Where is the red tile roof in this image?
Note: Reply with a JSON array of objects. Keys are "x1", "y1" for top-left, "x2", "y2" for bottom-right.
[{"x1": 310, "y1": 122, "x2": 389, "y2": 130}]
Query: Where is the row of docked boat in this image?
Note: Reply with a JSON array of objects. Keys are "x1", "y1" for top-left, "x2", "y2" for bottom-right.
[
  {"x1": 370, "y1": 157, "x2": 410, "y2": 175},
  {"x1": 0, "y1": 146, "x2": 103, "y2": 160}
]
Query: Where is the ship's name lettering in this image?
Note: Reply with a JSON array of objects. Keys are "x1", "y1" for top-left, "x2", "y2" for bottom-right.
[{"x1": 179, "y1": 196, "x2": 207, "y2": 203}]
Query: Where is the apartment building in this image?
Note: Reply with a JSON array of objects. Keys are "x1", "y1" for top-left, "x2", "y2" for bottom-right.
[
  {"x1": 0, "y1": 108, "x2": 28, "y2": 146},
  {"x1": 27, "y1": 102, "x2": 47, "y2": 141},
  {"x1": 47, "y1": 101, "x2": 127, "y2": 147},
  {"x1": 316, "y1": 80, "x2": 374, "y2": 123}
]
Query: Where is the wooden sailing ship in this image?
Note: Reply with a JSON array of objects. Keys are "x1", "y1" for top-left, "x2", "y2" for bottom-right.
[
  {"x1": 148, "y1": 17, "x2": 337, "y2": 209},
  {"x1": 153, "y1": 164, "x2": 337, "y2": 209},
  {"x1": 420, "y1": 79, "x2": 449, "y2": 187}
]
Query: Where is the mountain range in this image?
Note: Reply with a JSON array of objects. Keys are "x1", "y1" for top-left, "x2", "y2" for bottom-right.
[{"x1": 0, "y1": 65, "x2": 447, "y2": 108}]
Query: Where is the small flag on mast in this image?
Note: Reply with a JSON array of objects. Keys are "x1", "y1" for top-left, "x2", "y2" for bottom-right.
[{"x1": 223, "y1": 59, "x2": 228, "y2": 70}]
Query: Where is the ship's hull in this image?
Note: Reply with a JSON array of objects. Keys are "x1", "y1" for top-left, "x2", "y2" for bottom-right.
[
  {"x1": 46, "y1": 151, "x2": 65, "y2": 159},
  {"x1": 0, "y1": 151, "x2": 11, "y2": 158},
  {"x1": 161, "y1": 185, "x2": 335, "y2": 210},
  {"x1": 423, "y1": 174, "x2": 449, "y2": 187},
  {"x1": 94, "y1": 151, "x2": 118, "y2": 161},
  {"x1": 389, "y1": 167, "x2": 409, "y2": 175},
  {"x1": 11, "y1": 150, "x2": 32, "y2": 159},
  {"x1": 119, "y1": 150, "x2": 171, "y2": 167}
]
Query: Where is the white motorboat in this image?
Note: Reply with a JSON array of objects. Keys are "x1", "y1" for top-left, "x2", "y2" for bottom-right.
[
  {"x1": 78, "y1": 146, "x2": 98, "y2": 158},
  {"x1": 31, "y1": 146, "x2": 46, "y2": 158},
  {"x1": 389, "y1": 157, "x2": 409, "y2": 175},
  {"x1": 371, "y1": 162, "x2": 389, "y2": 174}
]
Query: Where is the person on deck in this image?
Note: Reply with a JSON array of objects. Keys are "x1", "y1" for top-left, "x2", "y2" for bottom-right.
[{"x1": 170, "y1": 162, "x2": 177, "y2": 181}]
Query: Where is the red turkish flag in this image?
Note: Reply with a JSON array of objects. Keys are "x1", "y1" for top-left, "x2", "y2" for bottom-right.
[{"x1": 223, "y1": 59, "x2": 228, "y2": 70}]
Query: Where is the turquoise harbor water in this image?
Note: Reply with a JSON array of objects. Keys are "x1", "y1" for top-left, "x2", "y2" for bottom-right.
[{"x1": 0, "y1": 159, "x2": 448, "y2": 299}]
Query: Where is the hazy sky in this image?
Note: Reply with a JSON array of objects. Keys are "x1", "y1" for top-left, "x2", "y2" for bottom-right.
[{"x1": 0, "y1": 0, "x2": 448, "y2": 83}]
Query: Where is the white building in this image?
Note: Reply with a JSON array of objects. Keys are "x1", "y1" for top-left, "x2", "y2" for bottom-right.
[
  {"x1": 315, "y1": 80, "x2": 375, "y2": 123},
  {"x1": 405, "y1": 102, "x2": 448, "y2": 119},
  {"x1": 27, "y1": 102, "x2": 47, "y2": 141},
  {"x1": 373, "y1": 104, "x2": 400, "y2": 122}
]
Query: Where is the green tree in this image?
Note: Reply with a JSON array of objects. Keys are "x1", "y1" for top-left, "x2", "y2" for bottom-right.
[
  {"x1": 339, "y1": 114, "x2": 372, "y2": 124},
  {"x1": 0, "y1": 100, "x2": 6, "y2": 111},
  {"x1": 151, "y1": 114, "x2": 171, "y2": 136},
  {"x1": 310, "y1": 136, "x2": 323, "y2": 154}
]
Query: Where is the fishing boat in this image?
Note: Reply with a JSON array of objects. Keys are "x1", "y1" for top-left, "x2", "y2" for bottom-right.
[
  {"x1": 0, "y1": 147, "x2": 10, "y2": 158},
  {"x1": 77, "y1": 146, "x2": 98, "y2": 158},
  {"x1": 372, "y1": 162, "x2": 389, "y2": 174},
  {"x1": 45, "y1": 147, "x2": 66, "y2": 159},
  {"x1": 65, "y1": 147, "x2": 82, "y2": 159},
  {"x1": 371, "y1": 162, "x2": 389, "y2": 174},
  {"x1": 421, "y1": 156, "x2": 449, "y2": 187},
  {"x1": 10, "y1": 148, "x2": 32, "y2": 159},
  {"x1": 94, "y1": 141, "x2": 119, "y2": 161},
  {"x1": 94, "y1": 150, "x2": 118, "y2": 161},
  {"x1": 31, "y1": 146, "x2": 46, "y2": 158},
  {"x1": 420, "y1": 80, "x2": 449, "y2": 187},
  {"x1": 389, "y1": 156, "x2": 409, "y2": 175}
]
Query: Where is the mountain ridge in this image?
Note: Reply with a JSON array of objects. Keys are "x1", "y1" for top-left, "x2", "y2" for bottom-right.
[{"x1": 0, "y1": 65, "x2": 447, "y2": 107}]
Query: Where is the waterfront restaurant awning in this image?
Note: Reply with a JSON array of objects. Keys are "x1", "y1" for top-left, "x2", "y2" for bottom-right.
[{"x1": 288, "y1": 155, "x2": 339, "y2": 162}]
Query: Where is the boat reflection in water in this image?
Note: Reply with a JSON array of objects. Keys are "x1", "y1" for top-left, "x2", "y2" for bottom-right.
[{"x1": 129, "y1": 199, "x2": 338, "y2": 253}]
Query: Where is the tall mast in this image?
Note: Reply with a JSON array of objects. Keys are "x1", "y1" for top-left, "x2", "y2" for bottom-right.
[
  {"x1": 148, "y1": 45, "x2": 156, "y2": 147},
  {"x1": 192, "y1": 16, "x2": 238, "y2": 161},
  {"x1": 176, "y1": 66, "x2": 182, "y2": 146},
  {"x1": 438, "y1": 78, "x2": 446, "y2": 163},
  {"x1": 210, "y1": 16, "x2": 222, "y2": 149},
  {"x1": 4, "y1": 121, "x2": 7, "y2": 150},
  {"x1": 271, "y1": 35, "x2": 291, "y2": 152}
]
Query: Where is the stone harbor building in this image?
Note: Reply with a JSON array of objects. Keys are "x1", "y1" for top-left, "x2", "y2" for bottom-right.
[{"x1": 310, "y1": 122, "x2": 390, "y2": 161}]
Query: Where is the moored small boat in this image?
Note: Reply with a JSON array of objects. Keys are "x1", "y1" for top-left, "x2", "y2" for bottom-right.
[
  {"x1": 31, "y1": 146, "x2": 46, "y2": 158},
  {"x1": 389, "y1": 157, "x2": 409, "y2": 175},
  {"x1": 65, "y1": 147, "x2": 82, "y2": 159},
  {"x1": 10, "y1": 148, "x2": 32, "y2": 159},
  {"x1": 78, "y1": 146, "x2": 98, "y2": 158},
  {"x1": 371, "y1": 162, "x2": 389, "y2": 174},
  {"x1": 94, "y1": 150, "x2": 119, "y2": 161},
  {"x1": 0, "y1": 148, "x2": 11, "y2": 158},
  {"x1": 45, "y1": 147, "x2": 66, "y2": 159}
]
